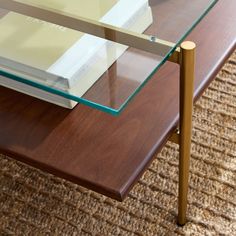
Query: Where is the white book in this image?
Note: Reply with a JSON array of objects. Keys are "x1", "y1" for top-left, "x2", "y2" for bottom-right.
[{"x1": 0, "y1": 0, "x2": 153, "y2": 108}]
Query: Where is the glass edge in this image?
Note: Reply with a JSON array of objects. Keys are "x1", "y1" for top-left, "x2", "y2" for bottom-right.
[
  {"x1": 0, "y1": 0, "x2": 218, "y2": 116},
  {"x1": 0, "y1": 69, "x2": 119, "y2": 116},
  {"x1": 175, "y1": 0, "x2": 218, "y2": 50},
  {"x1": 113, "y1": 0, "x2": 219, "y2": 115}
]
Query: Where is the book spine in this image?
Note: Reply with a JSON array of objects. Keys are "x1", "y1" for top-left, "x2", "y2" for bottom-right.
[{"x1": 0, "y1": 57, "x2": 70, "y2": 89}]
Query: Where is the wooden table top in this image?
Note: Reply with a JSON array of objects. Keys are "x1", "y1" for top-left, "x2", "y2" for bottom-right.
[{"x1": 0, "y1": 0, "x2": 235, "y2": 201}]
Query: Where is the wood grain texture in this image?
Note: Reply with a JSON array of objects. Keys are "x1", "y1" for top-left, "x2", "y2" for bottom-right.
[{"x1": 0, "y1": 0, "x2": 235, "y2": 200}]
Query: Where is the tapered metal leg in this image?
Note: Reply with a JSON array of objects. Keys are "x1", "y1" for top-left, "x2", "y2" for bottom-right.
[{"x1": 177, "y1": 41, "x2": 196, "y2": 226}]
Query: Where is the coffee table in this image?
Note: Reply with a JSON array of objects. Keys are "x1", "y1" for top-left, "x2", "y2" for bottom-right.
[{"x1": 0, "y1": 0, "x2": 235, "y2": 226}]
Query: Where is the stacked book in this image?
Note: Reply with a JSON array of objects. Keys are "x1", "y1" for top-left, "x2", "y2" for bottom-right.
[{"x1": 0, "y1": 0, "x2": 153, "y2": 108}]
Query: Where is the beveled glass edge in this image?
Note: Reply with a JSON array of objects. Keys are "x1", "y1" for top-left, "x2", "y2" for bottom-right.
[
  {"x1": 106, "y1": 0, "x2": 219, "y2": 115},
  {"x1": 108, "y1": 0, "x2": 219, "y2": 115},
  {"x1": 0, "y1": 69, "x2": 120, "y2": 115},
  {"x1": 0, "y1": 0, "x2": 218, "y2": 116}
]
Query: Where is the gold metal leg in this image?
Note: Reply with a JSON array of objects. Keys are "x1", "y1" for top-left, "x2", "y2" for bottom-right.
[{"x1": 178, "y1": 41, "x2": 196, "y2": 225}]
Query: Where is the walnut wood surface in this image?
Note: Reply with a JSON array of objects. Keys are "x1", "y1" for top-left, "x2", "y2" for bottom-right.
[{"x1": 0, "y1": 0, "x2": 235, "y2": 200}]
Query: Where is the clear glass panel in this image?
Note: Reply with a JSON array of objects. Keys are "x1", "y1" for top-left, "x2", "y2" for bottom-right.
[{"x1": 0, "y1": 0, "x2": 218, "y2": 115}]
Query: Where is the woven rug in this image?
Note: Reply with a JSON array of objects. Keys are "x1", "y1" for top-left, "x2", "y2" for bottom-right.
[{"x1": 0, "y1": 52, "x2": 236, "y2": 236}]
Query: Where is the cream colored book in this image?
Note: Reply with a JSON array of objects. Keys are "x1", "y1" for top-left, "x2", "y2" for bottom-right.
[
  {"x1": 0, "y1": 0, "x2": 153, "y2": 108},
  {"x1": 0, "y1": 0, "x2": 118, "y2": 71}
]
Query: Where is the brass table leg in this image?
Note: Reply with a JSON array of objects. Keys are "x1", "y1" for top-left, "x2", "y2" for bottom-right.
[{"x1": 178, "y1": 41, "x2": 196, "y2": 225}]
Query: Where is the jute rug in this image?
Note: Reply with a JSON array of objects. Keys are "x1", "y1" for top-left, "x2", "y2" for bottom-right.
[{"x1": 0, "y1": 52, "x2": 235, "y2": 236}]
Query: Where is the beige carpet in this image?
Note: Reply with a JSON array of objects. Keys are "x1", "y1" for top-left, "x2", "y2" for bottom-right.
[{"x1": 0, "y1": 52, "x2": 236, "y2": 236}]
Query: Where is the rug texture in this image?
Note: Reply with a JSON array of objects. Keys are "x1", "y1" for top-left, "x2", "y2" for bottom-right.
[{"x1": 0, "y1": 52, "x2": 236, "y2": 236}]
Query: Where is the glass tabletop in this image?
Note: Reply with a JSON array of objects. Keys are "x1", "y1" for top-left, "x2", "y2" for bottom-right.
[{"x1": 0, "y1": 0, "x2": 218, "y2": 115}]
